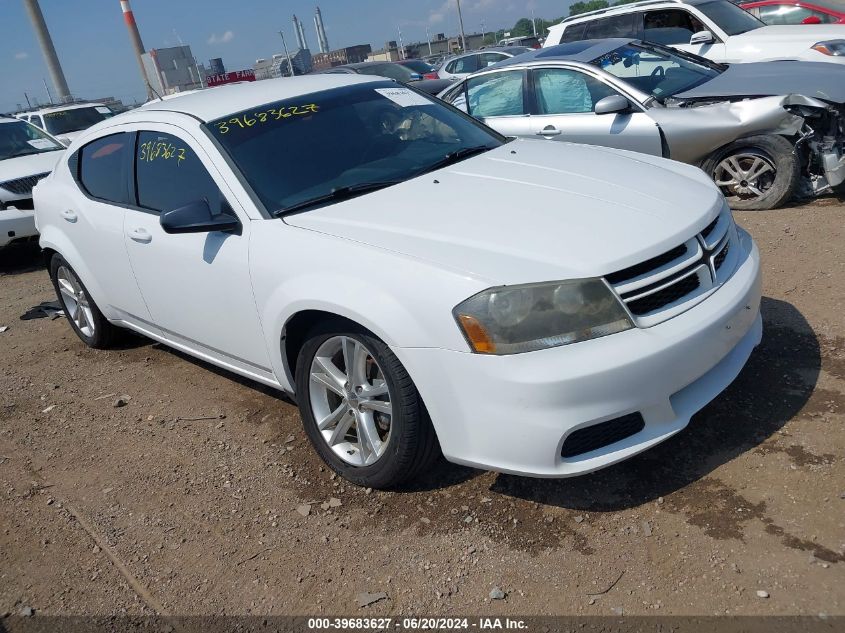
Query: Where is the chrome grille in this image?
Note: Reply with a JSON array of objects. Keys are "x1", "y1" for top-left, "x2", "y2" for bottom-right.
[
  {"x1": 606, "y1": 209, "x2": 737, "y2": 327},
  {"x1": 0, "y1": 172, "x2": 49, "y2": 196}
]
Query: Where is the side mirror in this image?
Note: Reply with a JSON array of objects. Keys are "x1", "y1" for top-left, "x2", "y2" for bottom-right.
[
  {"x1": 160, "y1": 199, "x2": 240, "y2": 234},
  {"x1": 594, "y1": 95, "x2": 630, "y2": 115},
  {"x1": 690, "y1": 30, "x2": 715, "y2": 45},
  {"x1": 801, "y1": 15, "x2": 822, "y2": 24}
]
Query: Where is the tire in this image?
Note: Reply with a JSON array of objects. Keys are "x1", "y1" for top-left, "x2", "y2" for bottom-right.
[
  {"x1": 294, "y1": 322, "x2": 440, "y2": 489},
  {"x1": 702, "y1": 135, "x2": 800, "y2": 211},
  {"x1": 49, "y1": 253, "x2": 122, "y2": 349}
]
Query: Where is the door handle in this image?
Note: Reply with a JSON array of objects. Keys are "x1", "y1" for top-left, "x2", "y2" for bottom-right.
[
  {"x1": 536, "y1": 126, "x2": 561, "y2": 137},
  {"x1": 128, "y1": 228, "x2": 152, "y2": 244},
  {"x1": 59, "y1": 209, "x2": 78, "y2": 223}
]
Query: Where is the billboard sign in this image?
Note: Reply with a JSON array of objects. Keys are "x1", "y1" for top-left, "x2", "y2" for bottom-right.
[{"x1": 208, "y1": 69, "x2": 256, "y2": 87}]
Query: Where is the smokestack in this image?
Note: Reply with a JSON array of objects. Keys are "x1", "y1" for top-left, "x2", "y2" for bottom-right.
[
  {"x1": 119, "y1": 0, "x2": 154, "y2": 100},
  {"x1": 293, "y1": 15, "x2": 308, "y2": 51},
  {"x1": 22, "y1": 0, "x2": 71, "y2": 103},
  {"x1": 314, "y1": 6, "x2": 329, "y2": 54}
]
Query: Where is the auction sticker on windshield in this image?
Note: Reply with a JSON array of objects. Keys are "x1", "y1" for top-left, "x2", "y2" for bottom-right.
[
  {"x1": 27, "y1": 138, "x2": 59, "y2": 150},
  {"x1": 375, "y1": 87, "x2": 433, "y2": 107}
]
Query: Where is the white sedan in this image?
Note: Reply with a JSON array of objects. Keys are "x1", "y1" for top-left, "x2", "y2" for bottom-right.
[{"x1": 34, "y1": 75, "x2": 762, "y2": 488}]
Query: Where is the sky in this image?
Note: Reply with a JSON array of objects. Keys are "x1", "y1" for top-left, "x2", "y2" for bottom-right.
[{"x1": 0, "y1": 0, "x2": 575, "y2": 113}]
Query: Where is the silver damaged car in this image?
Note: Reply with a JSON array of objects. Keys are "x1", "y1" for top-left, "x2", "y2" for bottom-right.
[{"x1": 438, "y1": 38, "x2": 845, "y2": 210}]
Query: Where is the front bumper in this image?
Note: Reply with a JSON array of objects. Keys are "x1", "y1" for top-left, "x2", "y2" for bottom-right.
[
  {"x1": 0, "y1": 206, "x2": 37, "y2": 248},
  {"x1": 395, "y1": 228, "x2": 762, "y2": 477}
]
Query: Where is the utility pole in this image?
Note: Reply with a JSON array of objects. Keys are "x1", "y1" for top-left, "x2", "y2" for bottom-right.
[
  {"x1": 119, "y1": 0, "x2": 154, "y2": 100},
  {"x1": 456, "y1": 0, "x2": 467, "y2": 52},
  {"x1": 22, "y1": 0, "x2": 71, "y2": 103},
  {"x1": 278, "y1": 31, "x2": 295, "y2": 77},
  {"x1": 425, "y1": 26, "x2": 433, "y2": 56},
  {"x1": 531, "y1": 7, "x2": 538, "y2": 36},
  {"x1": 481, "y1": 20, "x2": 486, "y2": 42},
  {"x1": 24, "y1": 92, "x2": 32, "y2": 108},
  {"x1": 43, "y1": 78, "x2": 53, "y2": 105}
]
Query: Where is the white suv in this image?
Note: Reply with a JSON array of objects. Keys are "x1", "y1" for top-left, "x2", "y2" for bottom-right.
[
  {"x1": 0, "y1": 117, "x2": 65, "y2": 248},
  {"x1": 18, "y1": 103, "x2": 115, "y2": 146},
  {"x1": 546, "y1": 0, "x2": 845, "y2": 64}
]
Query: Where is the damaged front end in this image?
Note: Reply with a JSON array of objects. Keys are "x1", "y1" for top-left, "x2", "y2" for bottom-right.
[{"x1": 656, "y1": 94, "x2": 845, "y2": 197}]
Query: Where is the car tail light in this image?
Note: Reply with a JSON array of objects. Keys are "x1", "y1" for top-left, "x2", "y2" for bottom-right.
[{"x1": 423, "y1": 72, "x2": 438, "y2": 80}]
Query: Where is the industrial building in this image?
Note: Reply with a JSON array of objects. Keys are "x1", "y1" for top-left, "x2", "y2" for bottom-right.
[
  {"x1": 311, "y1": 44, "x2": 372, "y2": 71},
  {"x1": 142, "y1": 45, "x2": 205, "y2": 95}
]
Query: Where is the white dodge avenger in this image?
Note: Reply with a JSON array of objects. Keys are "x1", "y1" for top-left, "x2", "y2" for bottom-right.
[{"x1": 34, "y1": 75, "x2": 762, "y2": 488}]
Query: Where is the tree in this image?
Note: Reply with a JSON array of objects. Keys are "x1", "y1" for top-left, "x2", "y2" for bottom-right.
[{"x1": 568, "y1": 0, "x2": 609, "y2": 16}]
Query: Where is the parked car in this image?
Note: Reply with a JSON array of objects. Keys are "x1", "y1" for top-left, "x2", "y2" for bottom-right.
[
  {"x1": 35, "y1": 74, "x2": 762, "y2": 488},
  {"x1": 438, "y1": 39, "x2": 845, "y2": 209},
  {"x1": 17, "y1": 103, "x2": 115, "y2": 146},
  {"x1": 321, "y1": 61, "x2": 454, "y2": 94},
  {"x1": 437, "y1": 47, "x2": 534, "y2": 80},
  {"x1": 0, "y1": 117, "x2": 65, "y2": 248},
  {"x1": 497, "y1": 35, "x2": 543, "y2": 48},
  {"x1": 739, "y1": 0, "x2": 845, "y2": 24},
  {"x1": 545, "y1": 0, "x2": 845, "y2": 63},
  {"x1": 395, "y1": 59, "x2": 440, "y2": 79}
]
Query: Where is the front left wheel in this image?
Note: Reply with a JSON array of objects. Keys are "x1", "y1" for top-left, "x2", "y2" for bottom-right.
[{"x1": 294, "y1": 324, "x2": 440, "y2": 489}]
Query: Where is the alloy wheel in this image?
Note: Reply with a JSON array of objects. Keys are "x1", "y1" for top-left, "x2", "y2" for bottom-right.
[
  {"x1": 713, "y1": 151, "x2": 777, "y2": 204},
  {"x1": 308, "y1": 335, "x2": 393, "y2": 467},
  {"x1": 56, "y1": 265, "x2": 96, "y2": 338}
]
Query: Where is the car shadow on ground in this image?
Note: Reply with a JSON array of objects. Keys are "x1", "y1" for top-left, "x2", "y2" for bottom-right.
[
  {"x1": 0, "y1": 242, "x2": 43, "y2": 275},
  {"x1": 486, "y1": 296, "x2": 820, "y2": 511}
]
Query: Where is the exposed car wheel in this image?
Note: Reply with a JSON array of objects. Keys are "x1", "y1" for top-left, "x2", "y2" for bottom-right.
[
  {"x1": 703, "y1": 135, "x2": 799, "y2": 211},
  {"x1": 295, "y1": 324, "x2": 440, "y2": 489},
  {"x1": 49, "y1": 254, "x2": 122, "y2": 349}
]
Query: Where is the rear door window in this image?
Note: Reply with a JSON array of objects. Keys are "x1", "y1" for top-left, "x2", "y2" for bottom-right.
[
  {"x1": 584, "y1": 13, "x2": 638, "y2": 38},
  {"x1": 561, "y1": 22, "x2": 588, "y2": 43},
  {"x1": 466, "y1": 71, "x2": 525, "y2": 117},
  {"x1": 478, "y1": 52, "x2": 508, "y2": 68},
  {"x1": 77, "y1": 133, "x2": 132, "y2": 204},
  {"x1": 449, "y1": 55, "x2": 479, "y2": 74}
]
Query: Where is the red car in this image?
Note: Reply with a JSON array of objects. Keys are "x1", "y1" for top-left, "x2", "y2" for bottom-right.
[{"x1": 739, "y1": 0, "x2": 845, "y2": 24}]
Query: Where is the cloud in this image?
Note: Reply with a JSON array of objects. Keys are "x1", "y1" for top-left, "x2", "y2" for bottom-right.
[
  {"x1": 207, "y1": 30, "x2": 234, "y2": 45},
  {"x1": 14, "y1": 52, "x2": 28, "y2": 60}
]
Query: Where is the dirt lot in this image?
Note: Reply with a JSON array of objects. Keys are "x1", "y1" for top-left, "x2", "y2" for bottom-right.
[{"x1": 1, "y1": 196, "x2": 843, "y2": 618}]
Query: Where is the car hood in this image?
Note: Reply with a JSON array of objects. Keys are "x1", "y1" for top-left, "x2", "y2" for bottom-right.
[
  {"x1": 0, "y1": 151, "x2": 63, "y2": 187},
  {"x1": 284, "y1": 140, "x2": 723, "y2": 285},
  {"x1": 730, "y1": 24, "x2": 845, "y2": 48},
  {"x1": 674, "y1": 60, "x2": 845, "y2": 103}
]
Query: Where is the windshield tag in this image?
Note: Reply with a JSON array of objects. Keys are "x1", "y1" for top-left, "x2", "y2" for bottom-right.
[
  {"x1": 27, "y1": 139, "x2": 58, "y2": 150},
  {"x1": 95, "y1": 106, "x2": 112, "y2": 114},
  {"x1": 374, "y1": 88, "x2": 433, "y2": 107}
]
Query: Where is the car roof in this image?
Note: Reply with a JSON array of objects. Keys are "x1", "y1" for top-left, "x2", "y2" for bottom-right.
[
  {"x1": 137, "y1": 74, "x2": 384, "y2": 122},
  {"x1": 342, "y1": 61, "x2": 396, "y2": 70},
  {"x1": 19, "y1": 102, "x2": 106, "y2": 116},
  {"x1": 560, "y1": 0, "x2": 713, "y2": 24},
  {"x1": 493, "y1": 39, "x2": 634, "y2": 67}
]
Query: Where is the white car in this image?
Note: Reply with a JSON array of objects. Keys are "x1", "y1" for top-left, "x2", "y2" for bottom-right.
[
  {"x1": 18, "y1": 103, "x2": 115, "y2": 146},
  {"x1": 1, "y1": 117, "x2": 65, "y2": 248},
  {"x1": 437, "y1": 47, "x2": 534, "y2": 80},
  {"x1": 34, "y1": 75, "x2": 762, "y2": 488},
  {"x1": 546, "y1": 0, "x2": 845, "y2": 64}
]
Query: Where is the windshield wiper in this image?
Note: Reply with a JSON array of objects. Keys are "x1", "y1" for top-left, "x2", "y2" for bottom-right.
[
  {"x1": 273, "y1": 180, "x2": 401, "y2": 217},
  {"x1": 418, "y1": 145, "x2": 495, "y2": 176}
]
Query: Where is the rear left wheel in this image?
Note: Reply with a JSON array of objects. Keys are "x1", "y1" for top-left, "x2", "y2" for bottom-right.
[
  {"x1": 49, "y1": 254, "x2": 122, "y2": 349},
  {"x1": 295, "y1": 324, "x2": 439, "y2": 489}
]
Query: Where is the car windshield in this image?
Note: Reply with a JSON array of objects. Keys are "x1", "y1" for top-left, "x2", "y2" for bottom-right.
[
  {"x1": 592, "y1": 42, "x2": 724, "y2": 101},
  {"x1": 206, "y1": 81, "x2": 503, "y2": 215},
  {"x1": 43, "y1": 106, "x2": 108, "y2": 135},
  {"x1": 697, "y1": 0, "x2": 766, "y2": 34},
  {"x1": 0, "y1": 120, "x2": 64, "y2": 160},
  {"x1": 400, "y1": 60, "x2": 436, "y2": 73}
]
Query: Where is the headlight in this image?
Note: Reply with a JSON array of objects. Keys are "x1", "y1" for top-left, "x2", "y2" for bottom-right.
[
  {"x1": 453, "y1": 278, "x2": 633, "y2": 355},
  {"x1": 812, "y1": 40, "x2": 845, "y2": 56}
]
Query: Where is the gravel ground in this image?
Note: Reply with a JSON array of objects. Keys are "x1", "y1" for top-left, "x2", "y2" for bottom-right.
[{"x1": 0, "y1": 196, "x2": 843, "y2": 618}]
